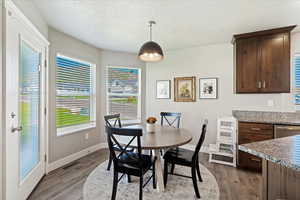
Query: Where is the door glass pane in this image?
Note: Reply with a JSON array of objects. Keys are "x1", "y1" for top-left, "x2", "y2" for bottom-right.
[{"x1": 19, "y1": 41, "x2": 40, "y2": 181}]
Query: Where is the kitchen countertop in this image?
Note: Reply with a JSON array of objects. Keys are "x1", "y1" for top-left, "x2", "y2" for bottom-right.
[
  {"x1": 233, "y1": 110, "x2": 300, "y2": 125},
  {"x1": 239, "y1": 135, "x2": 300, "y2": 172}
]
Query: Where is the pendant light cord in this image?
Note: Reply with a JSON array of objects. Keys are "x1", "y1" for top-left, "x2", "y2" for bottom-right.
[
  {"x1": 149, "y1": 21, "x2": 155, "y2": 41},
  {"x1": 149, "y1": 22, "x2": 152, "y2": 41}
]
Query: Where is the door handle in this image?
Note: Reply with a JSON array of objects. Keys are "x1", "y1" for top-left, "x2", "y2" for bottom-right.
[{"x1": 11, "y1": 126, "x2": 23, "y2": 133}]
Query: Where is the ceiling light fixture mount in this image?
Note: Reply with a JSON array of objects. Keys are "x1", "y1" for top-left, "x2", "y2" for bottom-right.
[{"x1": 138, "y1": 21, "x2": 164, "y2": 62}]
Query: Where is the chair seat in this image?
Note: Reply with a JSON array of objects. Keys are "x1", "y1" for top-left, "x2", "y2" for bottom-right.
[
  {"x1": 117, "y1": 152, "x2": 155, "y2": 176},
  {"x1": 163, "y1": 148, "x2": 194, "y2": 166}
]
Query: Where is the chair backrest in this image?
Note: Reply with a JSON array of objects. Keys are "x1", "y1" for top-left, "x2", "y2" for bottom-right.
[
  {"x1": 104, "y1": 114, "x2": 122, "y2": 128},
  {"x1": 160, "y1": 112, "x2": 182, "y2": 128},
  {"x1": 192, "y1": 120, "x2": 208, "y2": 162},
  {"x1": 106, "y1": 126, "x2": 143, "y2": 168}
]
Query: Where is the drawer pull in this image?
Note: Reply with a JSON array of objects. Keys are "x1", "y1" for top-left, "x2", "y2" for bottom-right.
[
  {"x1": 251, "y1": 127, "x2": 261, "y2": 131},
  {"x1": 250, "y1": 158, "x2": 261, "y2": 162}
]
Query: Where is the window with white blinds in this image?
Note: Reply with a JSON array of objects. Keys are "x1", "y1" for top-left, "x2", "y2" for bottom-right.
[
  {"x1": 106, "y1": 66, "x2": 141, "y2": 123},
  {"x1": 56, "y1": 54, "x2": 96, "y2": 134},
  {"x1": 295, "y1": 55, "x2": 300, "y2": 105}
]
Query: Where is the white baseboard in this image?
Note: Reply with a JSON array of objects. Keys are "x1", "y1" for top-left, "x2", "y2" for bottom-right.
[{"x1": 46, "y1": 143, "x2": 107, "y2": 173}]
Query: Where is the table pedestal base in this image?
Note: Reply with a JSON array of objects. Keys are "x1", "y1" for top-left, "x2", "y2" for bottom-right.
[{"x1": 154, "y1": 149, "x2": 165, "y2": 192}]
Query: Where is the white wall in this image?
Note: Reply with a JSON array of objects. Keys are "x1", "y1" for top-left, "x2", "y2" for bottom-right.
[
  {"x1": 1, "y1": 1, "x2": 3, "y2": 199},
  {"x1": 146, "y1": 33, "x2": 300, "y2": 146},
  {"x1": 48, "y1": 27, "x2": 146, "y2": 163},
  {"x1": 11, "y1": 0, "x2": 47, "y2": 37}
]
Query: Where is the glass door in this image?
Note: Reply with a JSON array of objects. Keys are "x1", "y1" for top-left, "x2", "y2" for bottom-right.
[
  {"x1": 19, "y1": 40, "x2": 41, "y2": 182},
  {"x1": 5, "y1": 3, "x2": 48, "y2": 199}
]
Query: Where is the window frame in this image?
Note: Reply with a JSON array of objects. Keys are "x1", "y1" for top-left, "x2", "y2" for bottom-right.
[
  {"x1": 106, "y1": 66, "x2": 142, "y2": 125},
  {"x1": 56, "y1": 53, "x2": 96, "y2": 136}
]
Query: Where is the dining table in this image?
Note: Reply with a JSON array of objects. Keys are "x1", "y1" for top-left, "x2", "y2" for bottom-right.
[{"x1": 118, "y1": 124, "x2": 193, "y2": 192}]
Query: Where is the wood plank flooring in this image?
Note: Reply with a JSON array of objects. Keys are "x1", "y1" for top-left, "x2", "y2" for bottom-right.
[{"x1": 28, "y1": 149, "x2": 261, "y2": 200}]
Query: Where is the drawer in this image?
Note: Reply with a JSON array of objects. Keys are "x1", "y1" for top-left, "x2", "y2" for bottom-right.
[
  {"x1": 239, "y1": 122, "x2": 273, "y2": 135},
  {"x1": 238, "y1": 132, "x2": 273, "y2": 144},
  {"x1": 238, "y1": 150, "x2": 262, "y2": 171}
]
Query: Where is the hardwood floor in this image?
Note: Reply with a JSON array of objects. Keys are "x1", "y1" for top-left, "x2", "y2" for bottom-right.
[{"x1": 28, "y1": 149, "x2": 261, "y2": 200}]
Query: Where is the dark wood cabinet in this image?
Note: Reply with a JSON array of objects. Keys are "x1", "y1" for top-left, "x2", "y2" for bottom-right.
[
  {"x1": 234, "y1": 26, "x2": 296, "y2": 93},
  {"x1": 236, "y1": 38, "x2": 259, "y2": 93},
  {"x1": 238, "y1": 122, "x2": 274, "y2": 171}
]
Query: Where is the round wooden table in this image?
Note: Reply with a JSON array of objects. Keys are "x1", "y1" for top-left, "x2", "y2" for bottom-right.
[{"x1": 119, "y1": 124, "x2": 193, "y2": 192}]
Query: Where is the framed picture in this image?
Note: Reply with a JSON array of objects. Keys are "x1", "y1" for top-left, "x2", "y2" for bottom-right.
[
  {"x1": 174, "y1": 76, "x2": 196, "y2": 102},
  {"x1": 156, "y1": 80, "x2": 171, "y2": 99},
  {"x1": 199, "y1": 78, "x2": 218, "y2": 99}
]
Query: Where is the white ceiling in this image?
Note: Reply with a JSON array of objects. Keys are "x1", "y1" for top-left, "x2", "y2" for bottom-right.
[{"x1": 33, "y1": 0, "x2": 300, "y2": 53}]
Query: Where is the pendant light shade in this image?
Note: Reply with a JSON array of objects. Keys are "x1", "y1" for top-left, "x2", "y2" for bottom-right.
[{"x1": 138, "y1": 21, "x2": 164, "y2": 62}]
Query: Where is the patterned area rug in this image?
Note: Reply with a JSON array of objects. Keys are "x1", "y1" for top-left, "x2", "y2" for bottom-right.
[{"x1": 83, "y1": 160, "x2": 219, "y2": 200}]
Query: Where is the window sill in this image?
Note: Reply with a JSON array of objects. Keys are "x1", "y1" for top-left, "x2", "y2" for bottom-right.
[{"x1": 57, "y1": 122, "x2": 96, "y2": 137}]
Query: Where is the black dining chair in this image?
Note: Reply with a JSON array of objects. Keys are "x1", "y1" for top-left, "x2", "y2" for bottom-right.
[
  {"x1": 163, "y1": 120, "x2": 207, "y2": 199},
  {"x1": 160, "y1": 112, "x2": 182, "y2": 155},
  {"x1": 160, "y1": 112, "x2": 182, "y2": 128},
  {"x1": 104, "y1": 114, "x2": 133, "y2": 171},
  {"x1": 106, "y1": 126, "x2": 157, "y2": 200}
]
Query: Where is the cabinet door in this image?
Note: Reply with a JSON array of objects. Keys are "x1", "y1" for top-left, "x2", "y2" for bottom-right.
[
  {"x1": 259, "y1": 33, "x2": 290, "y2": 93},
  {"x1": 236, "y1": 38, "x2": 260, "y2": 93}
]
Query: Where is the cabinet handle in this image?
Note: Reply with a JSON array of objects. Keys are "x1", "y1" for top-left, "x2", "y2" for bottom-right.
[
  {"x1": 251, "y1": 127, "x2": 261, "y2": 131},
  {"x1": 258, "y1": 81, "x2": 262, "y2": 88},
  {"x1": 250, "y1": 158, "x2": 261, "y2": 162},
  {"x1": 263, "y1": 81, "x2": 266, "y2": 88}
]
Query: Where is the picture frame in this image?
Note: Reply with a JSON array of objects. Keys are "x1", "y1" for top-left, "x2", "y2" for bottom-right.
[
  {"x1": 156, "y1": 80, "x2": 171, "y2": 99},
  {"x1": 199, "y1": 78, "x2": 218, "y2": 99},
  {"x1": 174, "y1": 76, "x2": 196, "y2": 102}
]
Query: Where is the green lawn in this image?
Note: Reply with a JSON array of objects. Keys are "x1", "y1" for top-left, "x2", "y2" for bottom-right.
[
  {"x1": 56, "y1": 108, "x2": 90, "y2": 128},
  {"x1": 21, "y1": 97, "x2": 91, "y2": 130},
  {"x1": 111, "y1": 97, "x2": 137, "y2": 104}
]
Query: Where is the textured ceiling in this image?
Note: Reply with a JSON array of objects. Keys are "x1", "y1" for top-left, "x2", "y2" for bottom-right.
[{"x1": 33, "y1": 0, "x2": 300, "y2": 53}]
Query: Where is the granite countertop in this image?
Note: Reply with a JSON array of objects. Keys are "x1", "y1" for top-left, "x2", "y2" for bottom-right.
[
  {"x1": 239, "y1": 135, "x2": 300, "y2": 172},
  {"x1": 233, "y1": 110, "x2": 300, "y2": 125}
]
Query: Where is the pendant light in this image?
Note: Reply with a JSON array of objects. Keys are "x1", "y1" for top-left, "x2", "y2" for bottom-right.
[{"x1": 138, "y1": 21, "x2": 164, "y2": 62}]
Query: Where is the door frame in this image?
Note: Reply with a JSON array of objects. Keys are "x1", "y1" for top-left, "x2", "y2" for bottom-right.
[{"x1": 3, "y1": 0, "x2": 50, "y2": 199}]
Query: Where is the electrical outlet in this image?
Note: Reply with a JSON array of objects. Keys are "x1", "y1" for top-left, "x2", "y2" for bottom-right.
[{"x1": 85, "y1": 133, "x2": 89, "y2": 140}]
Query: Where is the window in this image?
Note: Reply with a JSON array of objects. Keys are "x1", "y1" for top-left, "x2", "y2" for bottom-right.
[
  {"x1": 106, "y1": 66, "x2": 141, "y2": 124},
  {"x1": 295, "y1": 54, "x2": 300, "y2": 106},
  {"x1": 56, "y1": 54, "x2": 96, "y2": 135}
]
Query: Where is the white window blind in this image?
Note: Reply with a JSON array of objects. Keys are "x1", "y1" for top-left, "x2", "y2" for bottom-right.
[
  {"x1": 56, "y1": 55, "x2": 95, "y2": 130},
  {"x1": 106, "y1": 67, "x2": 141, "y2": 123},
  {"x1": 295, "y1": 55, "x2": 300, "y2": 105}
]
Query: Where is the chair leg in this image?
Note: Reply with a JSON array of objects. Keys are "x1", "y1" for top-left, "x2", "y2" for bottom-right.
[
  {"x1": 196, "y1": 163, "x2": 203, "y2": 182},
  {"x1": 111, "y1": 171, "x2": 118, "y2": 200},
  {"x1": 191, "y1": 167, "x2": 200, "y2": 199},
  {"x1": 107, "y1": 153, "x2": 112, "y2": 171},
  {"x1": 170, "y1": 163, "x2": 175, "y2": 174},
  {"x1": 153, "y1": 162, "x2": 156, "y2": 189},
  {"x1": 164, "y1": 160, "x2": 168, "y2": 187},
  {"x1": 127, "y1": 175, "x2": 131, "y2": 183},
  {"x1": 139, "y1": 175, "x2": 143, "y2": 200}
]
